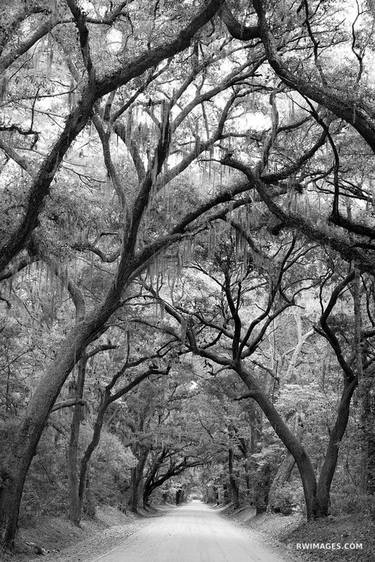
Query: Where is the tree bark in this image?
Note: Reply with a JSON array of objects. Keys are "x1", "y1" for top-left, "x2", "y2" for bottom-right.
[
  {"x1": 366, "y1": 371, "x2": 375, "y2": 498},
  {"x1": 142, "y1": 455, "x2": 163, "y2": 509},
  {"x1": 255, "y1": 462, "x2": 272, "y2": 514},
  {"x1": 268, "y1": 411, "x2": 303, "y2": 512},
  {"x1": 315, "y1": 378, "x2": 357, "y2": 516},
  {"x1": 83, "y1": 473, "x2": 96, "y2": 519},
  {"x1": 128, "y1": 449, "x2": 149, "y2": 513},
  {"x1": 365, "y1": 372, "x2": 375, "y2": 520},
  {"x1": 357, "y1": 355, "x2": 375, "y2": 501},
  {"x1": 0, "y1": 473, "x2": 24, "y2": 552},
  {"x1": 228, "y1": 448, "x2": 240, "y2": 509},
  {"x1": 77, "y1": 392, "x2": 109, "y2": 525},
  {"x1": 68, "y1": 357, "x2": 87, "y2": 526},
  {"x1": 268, "y1": 455, "x2": 295, "y2": 512}
]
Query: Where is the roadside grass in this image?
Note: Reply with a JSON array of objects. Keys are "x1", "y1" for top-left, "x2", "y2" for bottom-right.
[
  {"x1": 226, "y1": 505, "x2": 374, "y2": 562},
  {"x1": 282, "y1": 514, "x2": 375, "y2": 562},
  {"x1": 225, "y1": 505, "x2": 303, "y2": 560},
  {"x1": 3, "y1": 506, "x2": 140, "y2": 561}
]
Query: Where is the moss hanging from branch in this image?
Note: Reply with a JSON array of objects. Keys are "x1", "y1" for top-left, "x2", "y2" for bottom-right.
[{"x1": 46, "y1": 34, "x2": 54, "y2": 78}]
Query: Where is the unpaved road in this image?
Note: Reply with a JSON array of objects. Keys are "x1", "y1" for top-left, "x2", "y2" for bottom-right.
[{"x1": 91, "y1": 501, "x2": 287, "y2": 562}]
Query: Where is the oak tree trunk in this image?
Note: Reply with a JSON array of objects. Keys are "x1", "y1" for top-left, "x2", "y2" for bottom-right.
[
  {"x1": 358, "y1": 364, "x2": 375, "y2": 505},
  {"x1": 268, "y1": 455, "x2": 295, "y2": 512},
  {"x1": 77, "y1": 394, "x2": 109, "y2": 525},
  {"x1": 128, "y1": 449, "x2": 149, "y2": 513},
  {"x1": 255, "y1": 462, "x2": 272, "y2": 514},
  {"x1": 316, "y1": 378, "x2": 357, "y2": 516},
  {"x1": 228, "y1": 448, "x2": 240, "y2": 509},
  {"x1": 83, "y1": 473, "x2": 96, "y2": 519},
  {"x1": 68, "y1": 357, "x2": 87, "y2": 526}
]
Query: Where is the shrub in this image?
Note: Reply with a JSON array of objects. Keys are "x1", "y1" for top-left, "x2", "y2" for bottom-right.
[{"x1": 270, "y1": 482, "x2": 303, "y2": 515}]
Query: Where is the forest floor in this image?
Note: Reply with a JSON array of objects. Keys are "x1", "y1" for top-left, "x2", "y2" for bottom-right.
[
  {"x1": 226, "y1": 505, "x2": 375, "y2": 562},
  {"x1": 223, "y1": 505, "x2": 303, "y2": 561},
  {"x1": 282, "y1": 513, "x2": 375, "y2": 562},
  {"x1": 3, "y1": 505, "x2": 155, "y2": 561}
]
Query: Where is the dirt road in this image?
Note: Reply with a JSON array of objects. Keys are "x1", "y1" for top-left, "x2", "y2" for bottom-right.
[{"x1": 91, "y1": 501, "x2": 287, "y2": 562}]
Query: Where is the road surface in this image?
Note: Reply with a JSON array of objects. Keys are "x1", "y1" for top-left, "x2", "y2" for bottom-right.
[{"x1": 92, "y1": 501, "x2": 287, "y2": 562}]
